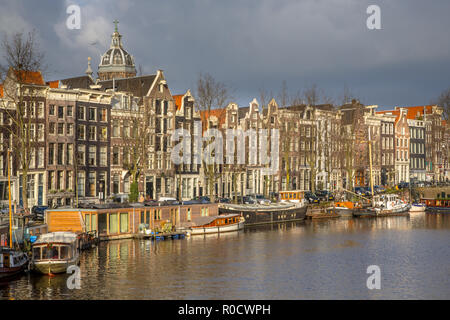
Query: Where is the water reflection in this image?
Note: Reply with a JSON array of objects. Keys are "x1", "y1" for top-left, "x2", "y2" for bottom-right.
[{"x1": 1, "y1": 213, "x2": 449, "y2": 300}]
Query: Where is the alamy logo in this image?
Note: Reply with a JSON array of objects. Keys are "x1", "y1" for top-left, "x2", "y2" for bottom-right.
[
  {"x1": 366, "y1": 265, "x2": 381, "y2": 290},
  {"x1": 171, "y1": 121, "x2": 279, "y2": 175},
  {"x1": 366, "y1": 5, "x2": 381, "y2": 30},
  {"x1": 66, "y1": 5, "x2": 81, "y2": 30},
  {"x1": 67, "y1": 265, "x2": 81, "y2": 289}
]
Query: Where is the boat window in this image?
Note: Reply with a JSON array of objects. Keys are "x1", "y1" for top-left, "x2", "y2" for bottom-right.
[
  {"x1": 51, "y1": 246, "x2": 59, "y2": 259},
  {"x1": 42, "y1": 246, "x2": 48, "y2": 259},
  {"x1": 32, "y1": 247, "x2": 41, "y2": 260},
  {"x1": 60, "y1": 246, "x2": 69, "y2": 260}
]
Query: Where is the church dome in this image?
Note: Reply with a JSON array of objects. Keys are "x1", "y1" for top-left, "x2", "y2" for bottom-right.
[{"x1": 98, "y1": 21, "x2": 136, "y2": 81}]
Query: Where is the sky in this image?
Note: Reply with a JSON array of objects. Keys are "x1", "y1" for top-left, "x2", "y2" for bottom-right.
[{"x1": 0, "y1": 0, "x2": 449, "y2": 109}]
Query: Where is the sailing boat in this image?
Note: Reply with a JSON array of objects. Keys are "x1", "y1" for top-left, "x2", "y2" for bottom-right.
[{"x1": 0, "y1": 150, "x2": 29, "y2": 279}]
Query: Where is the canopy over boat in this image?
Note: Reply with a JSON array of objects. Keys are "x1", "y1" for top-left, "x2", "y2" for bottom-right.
[{"x1": 33, "y1": 232, "x2": 78, "y2": 245}]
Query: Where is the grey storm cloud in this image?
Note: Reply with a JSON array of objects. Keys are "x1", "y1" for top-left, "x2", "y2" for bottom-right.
[{"x1": 0, "y1": 0, "x2": 449, "y2": 108}]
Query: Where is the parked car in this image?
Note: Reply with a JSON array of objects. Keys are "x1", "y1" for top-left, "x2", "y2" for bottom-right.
[
  {"x1": 192, "y1": 196, "x2": 211, "y2": 203},
  {"x1": 218, "y1": 197, "x2": 231, "y2": 203},
  {"x1": 374, "y1": 185, "x2": 385, "y2": 194},
  {"x1": 253, "y1": 194, "x2": 271, "y2": 204},
  {"x1": 304, "y1": 192, "x2": 319, "y2": 204},
  {"x1": 242, "y1": 196, "x2": 256, "y2": 204},
  {"x1": 354, "y1": 187, "x2": 365, "y2": 195},
  {"x1": 315, "y1": 190, "x2": 334, "y2": 201}
]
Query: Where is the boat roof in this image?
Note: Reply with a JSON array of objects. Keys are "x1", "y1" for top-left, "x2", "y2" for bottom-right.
[
  {"x1": 33, "y1": 232, "x2": 78, "y2": 245},
  {"x1": 180, "y1": 214, "x2": 240, "y2": 228},
  {"x1": 219, "y1": 202, "x2": 296, "y2": 211}
]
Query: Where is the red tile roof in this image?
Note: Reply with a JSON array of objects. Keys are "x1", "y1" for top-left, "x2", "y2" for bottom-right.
[
  {"x1": 0, "y1": 84, "x2": 3, "y2": 98},
  {"x1": 12, "y1": 69, "x2": 44, "y2": 85},
  {"x1": 173, "y1": 94, "x2": 184, "y2": 111},
  {"x1": 199, "y1": 108, "x2": 227, "y2": 133},
  {"x1": 47, "y1": 80, "x2": 60, "y2": 88}
]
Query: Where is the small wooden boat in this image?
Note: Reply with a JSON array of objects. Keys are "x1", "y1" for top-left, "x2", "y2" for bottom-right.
[
  {"x1": 178, "y1": 214, "x2": 244, "y2": 235},
  {"x1": 0, "y1": 247, "x2": 29, "y2": 279},
  {"x1": 332, "y1": 201, "x2": 359, "y2": 217},
  {"x1": 31, "y1": 232, "x2": 80, "y2": 275}
]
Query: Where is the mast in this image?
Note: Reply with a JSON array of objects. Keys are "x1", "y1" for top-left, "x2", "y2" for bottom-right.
[
  {"x1": 7, "y1": 149, "x2": 12, "y2": 248},
  {"x1": 368, "y1": 128, "x2": 374, "y2": 207}
]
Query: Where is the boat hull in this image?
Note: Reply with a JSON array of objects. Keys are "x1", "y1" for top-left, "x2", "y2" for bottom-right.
[
  {"x1": 425, "y1": 207, "x2": 450, "y2": 213},
  {"x1": 0, "y1": 265, "x2": 27, "y2": 279},
  {"x1": 219, "y1": 205, "x2": 307, "y2": 226},
  {"x1": 189, "y1": 221, "x2": 244, "y2": 235},
  {"x1": 32, "y1": 258, "x2": 79, "y2": 275}
]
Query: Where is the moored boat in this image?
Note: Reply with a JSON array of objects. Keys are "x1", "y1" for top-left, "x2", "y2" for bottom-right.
[
  {"x1": 0, "y1": 248, "x2": 29, "y2": 279},
  {"x1": 218, "y1": 201, "x2": 307, "y2": 226},
  {"x1": 31, "y1": 232, "x2": 80, "y2": 275},
  {"x1": 421, "y1": 198, "x2": 450, "y2": 213},
  {"x1": 178, "y1": 214, "x2": 244, "y2": 235},
  {"x1": 332, "y1": 201, "x2": 359, "y2": 217},
  {"x1": 410, "y1": 203, "x2": 427, "y2": 212}
]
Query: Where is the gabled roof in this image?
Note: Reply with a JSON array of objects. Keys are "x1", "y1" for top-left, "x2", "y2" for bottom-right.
[
  {"x1": 46, "y1": 80, "x2": 60, "y2": 88},
  {"x1": 377, "y1": 109, "x2": 400, "y2": 123},
  {"x1": 58, "y1": 75, "x2": 94, "y2": 89},
  {"x1": 97, "y1": 74, "x2": 157, "y2": 97}
]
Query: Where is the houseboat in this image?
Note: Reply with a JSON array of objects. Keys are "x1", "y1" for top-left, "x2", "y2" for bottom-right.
[
  {"x1": 0, "y1": 247, "x2": 29, "y2": 279},
  {"x1": 421, "y1": 198, "x2": 450, "y2": 213},
  {"x1": 31, "y1": 232, "x2": 80, "y2": 275},
  {"x1": 279, "y1": 190, "x2": 307, "y2": 204},
  {"x1": 45, "y1": 202, "x2": 219, "y2": 241},
  {"x1": 218, "y1": 201, "x2": 307, "y2": 226},
  {"x1": 178, "y1": 214, "x2": 244, "y2": 235}
]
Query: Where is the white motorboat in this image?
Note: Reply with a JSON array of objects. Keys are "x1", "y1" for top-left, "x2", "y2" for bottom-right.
[{"x1": 410, "y1": 203, "x2": 427, "y2": 212}]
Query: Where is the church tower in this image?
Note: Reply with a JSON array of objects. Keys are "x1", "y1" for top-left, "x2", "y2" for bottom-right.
[{"x1": 97, "y1": 20, "x2": 137, "y2": 81}]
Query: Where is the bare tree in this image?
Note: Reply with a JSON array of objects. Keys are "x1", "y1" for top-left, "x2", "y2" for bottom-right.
[
  {"x1": 0, "y1": 31, "x2": 45, "y2": 210},
  {"x1": 195, "y1": 73, "x2": 230, "y2": 202},
  {"x1": 435, "y1": 87, "x2": 450, "y2": 122}
]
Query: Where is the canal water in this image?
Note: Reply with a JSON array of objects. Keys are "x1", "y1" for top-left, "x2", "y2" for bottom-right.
[{"x1": 1, "y1": 212, "x2": 449, "y2": 300}]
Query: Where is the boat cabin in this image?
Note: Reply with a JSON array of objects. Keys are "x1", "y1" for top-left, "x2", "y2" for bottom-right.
[
  {"x1": 420, "y1": 198, "x2": 450, "y2": 208},
  {"x1": 32, "y1": 232, "x2": 79, "y2": 262},
  {"x1": 279, "y1": 190, "x2": 304, "y2": 203}
]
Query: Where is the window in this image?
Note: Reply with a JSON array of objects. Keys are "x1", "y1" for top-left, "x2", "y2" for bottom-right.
[
  {"x1": 38, "y1": 102, "x2": 44, "y2": 118},
  {"x1": 67, "y1": 144, "x2": 73, "y2": 165},
  {"x1": 89, "y1": 126, "x2": 96, "y2": 140},
  {"x1": 113, "y1": 147, "x2": 119, "y2": 165},
  {"x1": 66, "y1": 123, "x2": 73, "y2": 136},
  {"x1": 88, "y1": 172, "x2": 95, "y2": 196},
  {"x1": 57, "y1": 123, "x2": 64, "y2": 135},
  {"x1": 88, "y1": 146, "x2": 96, "y2": 166},
  {"x1": 57, "y1": 144, "x2": 64, "y2": 165},
  {"x1": 67, "y1": 106, "x2": 73, "y2": 117},
  {"x1": 99, "y1": 109, "x2": 107, "y2": 122},
  {"x1": 113, "y1": 175, "x2": 119, "y2": 194},
  {"x1": 78, "y1": 106, "x2": 85, "y2": 120},
  {"x1": 58, "y1": 106, "x2": 64, "y2": 119},
  {"x1": 99, "y1": 127, "x2": 107, "y2": 141},
  {"x1": 37, "y1": 124, "x2": 44, "y2": 141},
  {"x1": 77, "y1": 172, "x2": 85, "y2": 196},
  {"x1": 49, "y1": 122, "x2": 56, "y2": 135},
  {"x1": 48, "y1": 143, "x2": 54, "y2": 165},
  {"x1": 123, "y1": 121, "x2": 130, "y2": 138},
  {"x1": 77, "y1": 125, "x2": 85, "y2": 140},
  {"x1": 38, "y1": 147, "x2": 44, "y2": 168},
  {"x1": 120, "y1": 213, "x2": 128, "y2": 233},
  {"x1": 49, "y1": 105, "x2": 55, "y2": 116},
  {"x1": 77, "y1": 145, "x2": 85, "y2": 165},
  {"x1": 112, "y1": 120, "x2": 119, "y2": 137},
  {"x1": 89, "y1": 108, "x2": 96, "y2": 121},
  {"x1": 100, "y1": 146, "x2": 107, "y2": 166}
]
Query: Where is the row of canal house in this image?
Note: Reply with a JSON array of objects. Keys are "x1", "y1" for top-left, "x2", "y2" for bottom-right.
[{"x1": 46, "y1": 202, "x2": 218, "y2": 240}]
